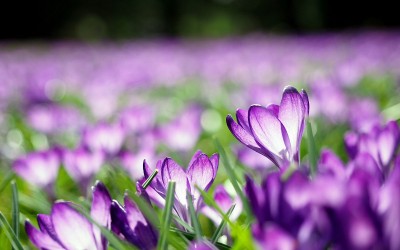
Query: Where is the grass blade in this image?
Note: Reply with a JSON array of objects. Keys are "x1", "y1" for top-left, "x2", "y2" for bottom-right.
[
  {"x1": 11, "y1": 181, "x2": 19, "y2": 244},
  {"x1": 142, "y1": 169, "x2": 158, "y2": 189},
  {"x1": 0, "y1": 212, "x2": 24, "y2": 250},
  {"x1": 169, "y1": 228, "x2": 232, "y2": 250},
  {"x1": 186, "y1": 190, "x2": 202, "y2": 239},
  {"x1": 173, "y1": 215, "x2": 194, "y2": 233},
  {"x1": 306, "y1": 120, "x2": 318, "y2": 177},
  {"x1": 211, "y1": 205, "x2": 235, "y2": 244},
  {"x1": 214, "y1": 138, "x2": 252, "y2": 219},
  {"x1": 0, "y1": 171, "x2": 15, "y2": 194},
  {"x1": 158, "y1": 181, "x2": 176, "y2": 250}
]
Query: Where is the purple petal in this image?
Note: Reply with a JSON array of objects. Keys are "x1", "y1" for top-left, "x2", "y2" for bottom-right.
[
  {"x1": 248, "y1": 105, "x2": 290, "y2": 166},
  {"x1": 278, "y1": 86, "x2": 306, "y2": 159},
  {"x1": 209, "y1": 153, "x2": 219, "y2": 178},
  {"x1": 226, "y1": 114, "x2": 267, "y2": 156},
  {"x1": 51, "y1": 202, "x2": 97, "y2": 250},
  {"x1": 378, "y1": 121, "x2": 400, "y2": 167},
  {"x1": 161, "y1": 158, "x2": 188, "y2": 206},
  {"x1": 318, "y1": 149, "x2": 346, "y2": 179},
  {"x1": 124, "y1": 196, "x2": 148, "y2": 229},
  {"x1": 253, "y1": 224, "x2": 296, "y2": 250},
  {"x1": 300, "y1": 89, "x2": 310, "y2": 116},
  {"x1": 37, "y1": 214, "x2": 60, "y2": 244},
  {"x1": 187, "y1": 154, "x2": 215, "y2": 207},
  {"x1": 188, "y1": 150, "x2": 204, "y2": 169},
  {"x1": 91, "y1": 181, "x2": 112, "y2": 250},
  {"x1": 236, "y1": 108, "x2": 251, "y2": 132},
  {"x1": 25, "y1": 221, "x2": 64, "y2": 250},
  {"x1": 344, "y1": 132, "x2": 359, "y2": 159}
]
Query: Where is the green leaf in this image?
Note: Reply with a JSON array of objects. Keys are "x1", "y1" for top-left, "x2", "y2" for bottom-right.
[
  {"x1": 214, "y1": 138, "x2": 252, "y2": 219},
  {"x1": 186, "y1": 190, "x2": 202, "y2": 239},
  {"x1": 0, "y1": 171, "x2": 15, "y2": 194},
  {"x1": 211, "y1": 205, "x2": 235, "y2": 244},
  {"x1": 11, "y1": 181, "x2": 19, "y2": 244},
  {"x1": 173, "y1": 215, "x2": 194, "y2": 233},
  {"x1": 158, "y1": 181, "x2": 176, "y2": 250},
  {"x1": 0, "y1": 212, "x2": 24, "y2": 250},
  {"x1": 169, "y1": 228, "x2": 232, "y2": 250},
  {"x1": 306, "y1": 120, "x2": 318, "y2": 176}
]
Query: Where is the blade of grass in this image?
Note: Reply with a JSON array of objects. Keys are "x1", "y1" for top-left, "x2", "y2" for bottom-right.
[
  {"x1": 214, "y1": 138, "x2": 252, "y2": 219},
  {"x1": 186, "y1": 191, "x2": 202, "y2": 239},
  {"x1": 142, "y1": 169, "x2": 158, "y2": 189},
  {"x1": 0, "y1": 212, "x2": 24, "y2": 250},
  {"x1": 173, "y1": 215, "x2": 194, "y2": 233},
  {"x1": 306, "y1": 120, "x2": 318, "y2": 177},
  {"x1": 0, "y1": 171, "x2": 15, "y2": 194},
  {"x1": 211, "y1": 205, "x2": 235, "y2": 244},
  {"x1": 71, "y1": 204, "x2": 133, "y2": 250},
  {"x1": 11, "y1": 181, "x2": 19, "y2": 245},
  {"x1": 158, "y1": 181, "x2": 176, "y2": 250}
]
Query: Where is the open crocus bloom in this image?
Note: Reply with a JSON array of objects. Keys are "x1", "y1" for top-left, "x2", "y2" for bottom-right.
[
  {"x1": 25, "y1": 181, "x2": 112, "y2": 250},
  {"x1": 227, "y1": 86, "x2": 309, "y2": 169},
  {"x1": 143, "y1": 150, "x2": 219, "y2": 223}
]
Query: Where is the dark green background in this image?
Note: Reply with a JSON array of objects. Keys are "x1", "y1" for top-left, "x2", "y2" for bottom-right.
[{"x1": 0, "y1": 0, "x2": 399, "y2": 40}]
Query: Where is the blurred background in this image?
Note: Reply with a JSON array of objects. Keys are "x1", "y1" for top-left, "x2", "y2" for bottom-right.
[{"x1": 1, "y1": 0, "x2": 399, "y2": 40}]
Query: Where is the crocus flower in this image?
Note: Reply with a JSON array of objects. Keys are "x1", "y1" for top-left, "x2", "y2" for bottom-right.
[
  {"x1": 227, "y1": 86, "x2": 309, "y2": 169},
  {"x1": 119, "y1": 149, "x2": 157, "y2": 181},
  {"x1": 143, "y1": 150, "x2": 219, "y2": 223},
  {"x1": 201, "y1": 184, "x2": 242, "y2": 225},
  {"x1": 110, "y1": 196, "x2": 158, "y2": 250},
  {"x1": 245, "y1": 171, "x2": 332, "y2": 249},
  {"x1": 25, "y1": 181, "x2": 112, "y2": 250},
  {"x1": 13, "y1": 147, "x2": 61, "y2": 192},
  {"x1": 159, "y1": 105, "x2": 202, "y2": 152},
  {"x1": 82, "y1": 122, "x2": 125, "y2": 156},
  {"x1": 62, "y1": 147, "x2": 105, "y2": 192},
  {"x1": 119, "y1": 105, "x2": 155, "y2": 134},
  {"x1": 345, "y1": 120, "x2": 400, "y2": 176}
]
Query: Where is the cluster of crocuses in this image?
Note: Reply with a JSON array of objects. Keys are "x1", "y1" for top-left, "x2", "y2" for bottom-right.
[{"x1": 19, "y1": 85, "x2": 399, "y2": 249}]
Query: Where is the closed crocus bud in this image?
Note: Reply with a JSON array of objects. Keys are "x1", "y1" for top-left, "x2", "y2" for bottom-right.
[
  {"x1": 62, "y1": 147, "x2": 105, "y2": 192},
  {"x1": 227, "y1": 86, "x2": 309, "y2": 169},
  {"x1": 25, "y1": 181, "x2": 112, "y2": 250},
  {"x1": 13, "y1": 147, "x2": 61, "y2": 192},
  {"x1": 110, "y1": 196, "x2": 158, "y2": 250},
  {"x1": 82, "y1": 122, "x2": 125, "y2": 156},
  {"x1": 144, "y1": 150, "x2": 219, "y2": 223}
]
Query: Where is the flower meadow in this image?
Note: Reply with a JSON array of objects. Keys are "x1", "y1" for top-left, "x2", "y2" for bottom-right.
[{"x1": 0, "y1": 33, "x2": 400, "y2": 249}]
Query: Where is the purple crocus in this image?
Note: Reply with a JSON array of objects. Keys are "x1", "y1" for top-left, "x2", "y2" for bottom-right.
[
  {"x1": 345, "y1": 121, "x2": 400, "y2": 176},
  {"x1": 62, "y1": 147, "x2": 105, "y2": 192},
  {"x1": 143, "y1": 150, "x2": 219, "y2": 223},
  {"x1": 25, "y1": 181, "x2": 112, "y2": 250},
  {"x1": 82, "y1": 122, "x2": 125, "y2": 156},
  {"x1": 227, "y1": 86, "x2": 309, "y2": 169},
  {"x1": 201, "y1": 185, "x2": 242, "y2": 225},
  {"x1": 110, "y1": 196, "x2": 158, "y2": 250},
  {"x1": 13, "y1": 148, "x2": 61, "y2": 192}
]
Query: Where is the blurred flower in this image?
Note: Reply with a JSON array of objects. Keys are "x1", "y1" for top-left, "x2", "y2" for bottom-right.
[
  {"x1": 201, "y1": 185, "x2": 242, "y2": 225},
  {"x1": 119, "y1": 106, "x2": 155, "y2": 134},
  {"x1": 348, "y1": 98, "x2": 382, "y2": 133},
  {"x1": 13, "y1": 147, "x2": 61, "y2": 192},
  {"x1": 144, "y1": 150, "x2": 219, "y2": 223},
  {"x1": 62, "y1": 147, "x2": 105, "y2": 192},
  {"x1": 110, "y1": 196, "x2": 158, "y2": 250},
  {"x1": 119, "y1": 149, "x2": 157, "y2": 181},
  {"x1": 159, "y1": 105, "x2": 202, "y2": 151},
  {"x1": 345, "y1": 120, "x2": 400, "y2": 176},
  {"x1": 82, "y1": 122, "x2": 125, "y2": 156},
  {"x1": 25, "y1": 181, "x2": 112, "y2": 250},
  {"x1": 227, "y1": 86, "x2": 309, "y2": 169}
]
